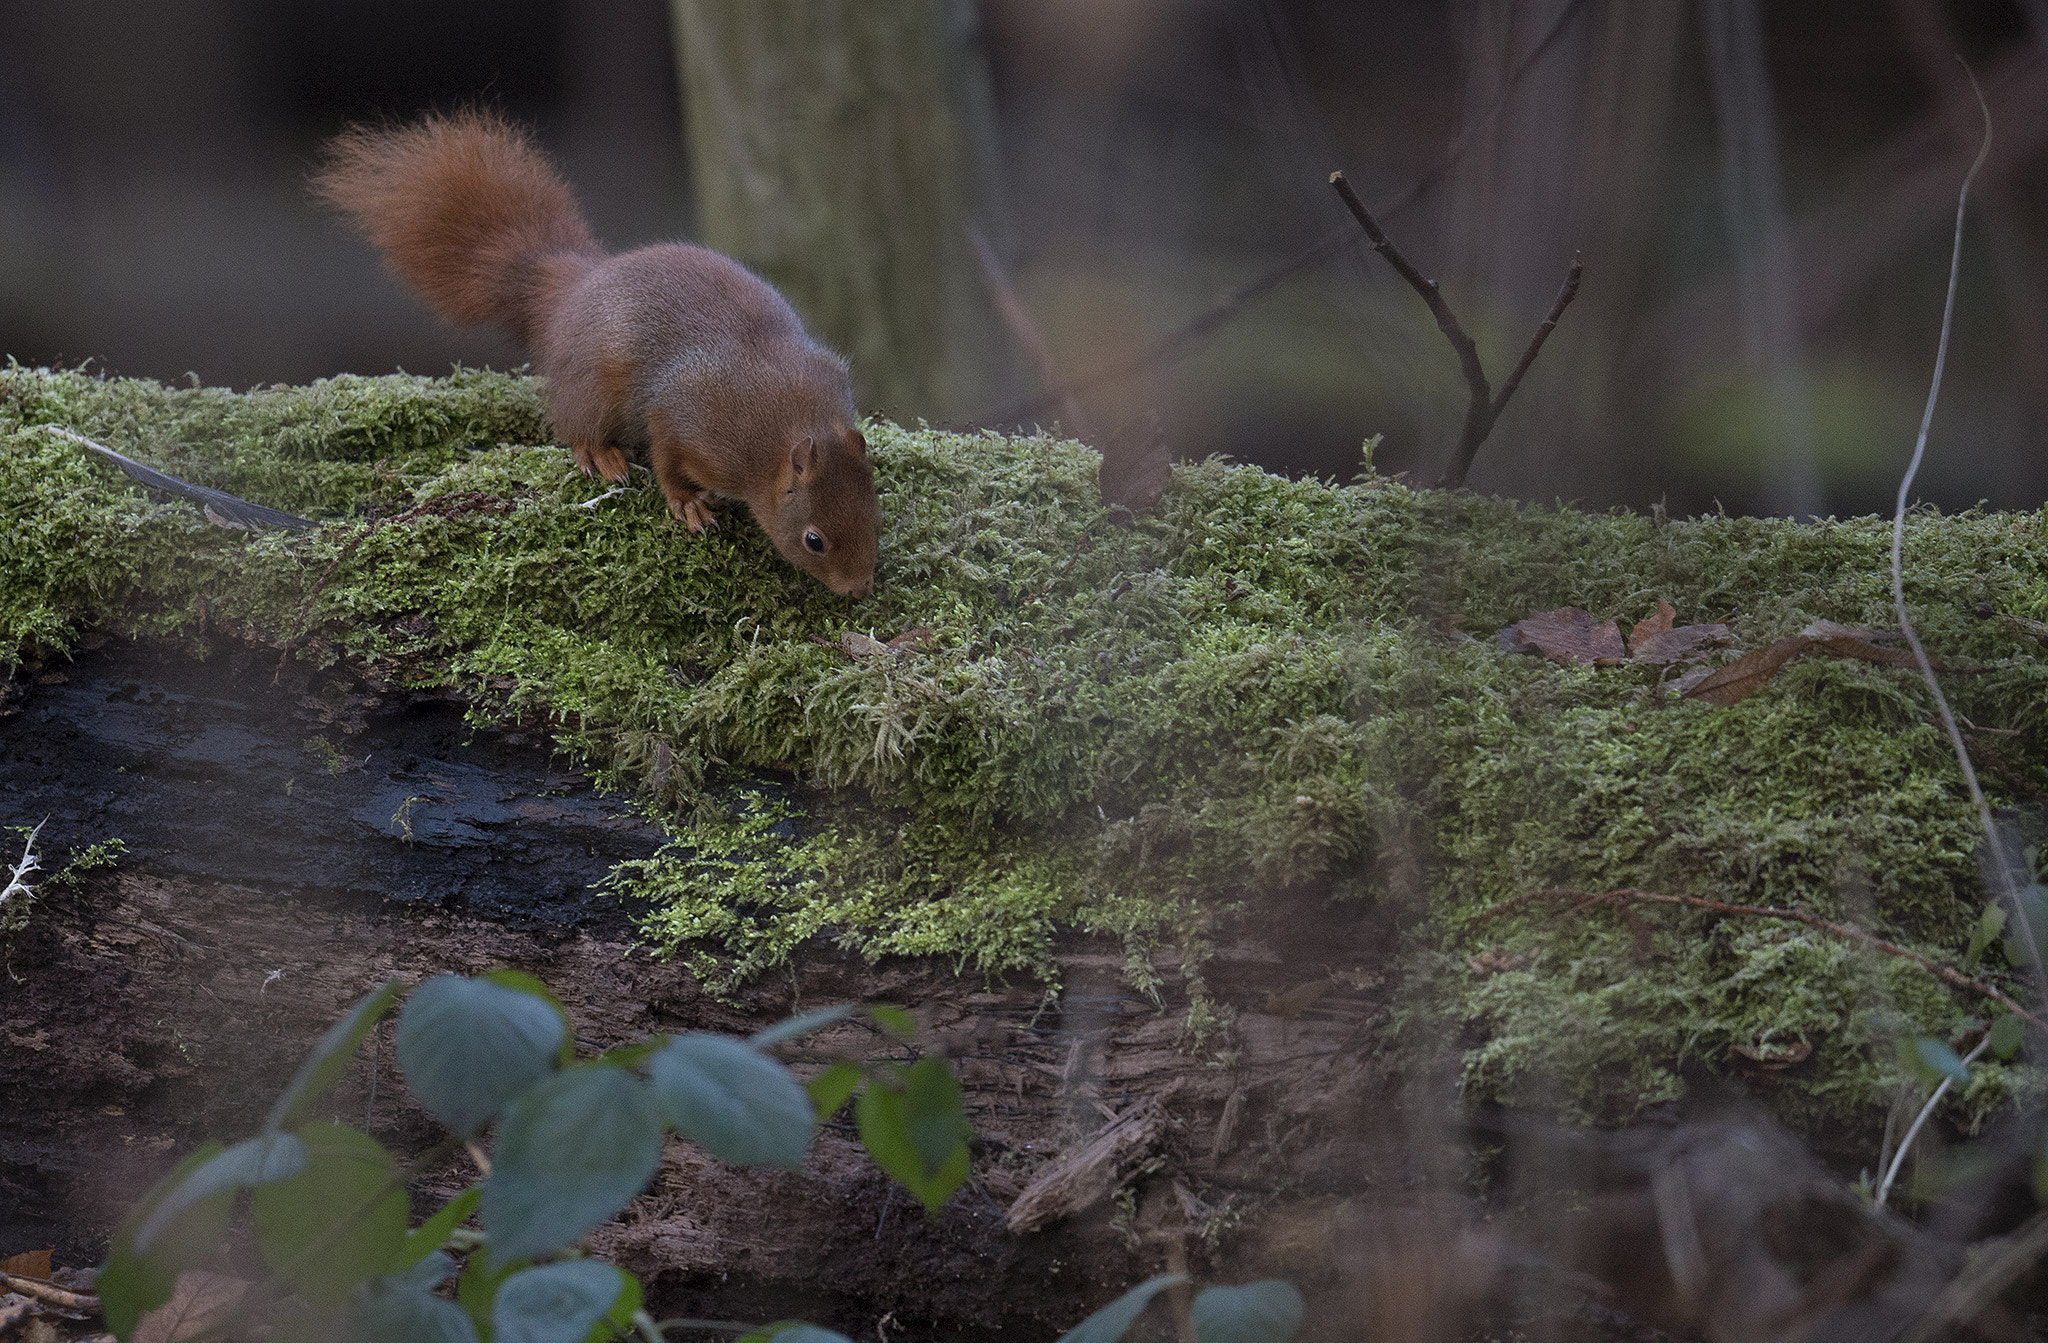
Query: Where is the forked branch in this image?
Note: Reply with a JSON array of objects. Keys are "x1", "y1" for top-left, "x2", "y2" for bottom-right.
[{"x1": 1328, "y1": 172, "x2": 1582, "y2": 489}]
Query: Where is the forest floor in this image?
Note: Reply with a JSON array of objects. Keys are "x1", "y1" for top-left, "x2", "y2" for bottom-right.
[{"x1": 1, "y1": 638, "x2": 1563, "y2": 1342}]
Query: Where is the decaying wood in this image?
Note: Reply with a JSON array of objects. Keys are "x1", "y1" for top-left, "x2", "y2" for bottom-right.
[
  {"x1": 0, "y1": 1273, "x2": 97, "y2": 1314},
  {"x1": 1007, "y1": 1081, "x2": 1182, "y2": 1234}
]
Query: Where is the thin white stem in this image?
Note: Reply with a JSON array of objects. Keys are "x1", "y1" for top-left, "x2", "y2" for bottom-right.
[
  {"x1": 1886, "y1": 69, "x2": 2038, "y2": 976},
  {"x1": 1878, "y1": 1033, "x2": 1992, "y2": 1209},
  {"x1": 0, "y1": 820, "x2": 45, "y2": 906}
]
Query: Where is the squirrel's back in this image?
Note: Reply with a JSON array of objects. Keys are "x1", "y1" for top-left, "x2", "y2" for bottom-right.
[{"x1": 313, "y1": 111, "x2": 599, "y2": 345}]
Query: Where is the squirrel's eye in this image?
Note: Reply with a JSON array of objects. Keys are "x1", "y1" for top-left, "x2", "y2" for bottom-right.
[{"x1": 803, "y1": 529, "x2": 826, "y2": 553}]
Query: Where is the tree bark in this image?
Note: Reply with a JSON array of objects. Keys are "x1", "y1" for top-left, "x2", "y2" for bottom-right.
[{"x1": 668, "y1": 0, "x2": 1006, "y2": 420}]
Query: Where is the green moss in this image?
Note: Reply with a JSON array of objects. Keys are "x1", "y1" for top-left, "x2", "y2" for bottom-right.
[{"x1": 4, "y1": 363, "x2": 2045, "y2": 1135}]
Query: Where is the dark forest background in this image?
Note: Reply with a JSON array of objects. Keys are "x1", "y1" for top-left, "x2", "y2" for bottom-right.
[{"x1": 1, "y1": 0, "x2": 2043, "y2": 517}]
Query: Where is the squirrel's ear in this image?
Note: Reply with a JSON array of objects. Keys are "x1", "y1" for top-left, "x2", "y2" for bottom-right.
[
  {"x1": 846, "y1": 428, "x2": 867, "y2": 458},
  {"x1": 790, "y1": 435, "x2": 816, "y2": 477}
]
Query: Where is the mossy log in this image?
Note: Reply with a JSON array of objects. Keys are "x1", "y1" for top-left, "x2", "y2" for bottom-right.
[{"x1": 3, "y1": 364, "x2": 2046, "y2": 1146}]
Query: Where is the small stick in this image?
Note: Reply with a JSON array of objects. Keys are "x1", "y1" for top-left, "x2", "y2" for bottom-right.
[
  {"x1": 969, "y1": 0, "x2": 1592, "y2": 429},
  {"x1": 1885, "y1": 64, "x2": 2040, "y2": 997},
  {"x1": 1329, "y1": 171, "x2": 1584, "y2": 490},
  {"x1": 0, "y1": 1272, "x2": 98, "y2": 1313},
  {"x1": 968, "y1": 225, "x2": 1094, "y2": 441},
  {"x1": 1877, "y1": 1031, "x2": 1989, "y2": 1209},
  {"x1": 1899, "y1": 1206, "x2": 2048, "y2": 1343},
  {"x1": 1468, "y1": 887, "x2": 2047, "y2": 1036}
]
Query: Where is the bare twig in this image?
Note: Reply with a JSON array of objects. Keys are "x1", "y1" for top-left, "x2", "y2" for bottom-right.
[
  {"x1": 1900, "y1": 1207, "x2": 2048, "y2": 1343},
  {"x1": 1329, "y1": 171, "x2": 1491, "y2": 412},
  {"x1": 0, "y1": 1272, "x2": 97, "y2": 1313},
  {"x1": 1, "y1": 819, "x2": 44, "y2": 908},
  {"x1": 1887, "y1": 67, "x2": 2037, "y2": 992},
  {"x1": 1877, "y1": 1031, "x2": 1989, "y2": 1209},
  {"x1": 969, "y1": 0, "x2": 1591, "y2": 428},
  {"x1": 1468, "y1": 887, "x2": 2048, "y2": 1036},
  {"x1": 1329, "y1": 172, "x2": 1583, "y2": 489},
  {"x1": 577, "y1": 484, "x2": 635, "y2": 509},
  {"x1": 968, "y1": 225, "x2": 1094, "y2": 440}
]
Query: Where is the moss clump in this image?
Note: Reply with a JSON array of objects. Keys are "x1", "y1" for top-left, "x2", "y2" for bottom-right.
[{"x1": 3, "y1": 363, "x2": 2044, "y2": 1133}]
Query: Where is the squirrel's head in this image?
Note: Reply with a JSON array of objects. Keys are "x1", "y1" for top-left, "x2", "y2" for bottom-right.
[{"x1": 767, "y1": 425, "x2": 880, "y2": 598}]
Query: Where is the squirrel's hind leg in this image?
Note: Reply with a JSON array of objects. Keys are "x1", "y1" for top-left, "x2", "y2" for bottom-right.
[{"x1": 571, "y1": 442, "x2": 630, "y2": 484}]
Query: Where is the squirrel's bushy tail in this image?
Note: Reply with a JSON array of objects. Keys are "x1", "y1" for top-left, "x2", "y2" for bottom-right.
[{"x1": 314, "y1": 110, "x2": 599, "y2": 344}]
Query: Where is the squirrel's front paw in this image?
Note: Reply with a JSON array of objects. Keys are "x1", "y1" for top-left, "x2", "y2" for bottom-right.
[{"x1": 667, "y1": 491, "x2": 718, "y2": 534}]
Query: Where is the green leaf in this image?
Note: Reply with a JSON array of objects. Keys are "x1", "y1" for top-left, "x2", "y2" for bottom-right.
[
  {"x1": 1056, "y1": 1275, "x2": 1187, "y2": 1343},
  {"x1": 98, "y1": 1142, "x2": 230, "y2": 1339},
  {"x1": 1914, "y1": 1037, "x2": 1971, "y2": 1085},
  {"x1": 2004, "y1": 886, "x2": 2048, "y2": 966},
  {"x1": 136, "y1": 1131, "x2": 307, "y2": 1252},
  {"x1": 353, "y1": 1253, "x2": 481, "y2": 1343},
  {"x1": 483, "y1": 970, "x2": 579, "y2": 1066},
  {"x1": 459, "y1": 1252, "x2": 527, "y2": 1341},
  {"x1": 588, "y1": 1273, "x2": 642, "y2": 1343},
  {"x1": 593, "y1": 1038, "x2": 662, "y2": 1070},
  {"x1": 397, "y1": 975, "x2": 567, "y2": 1137},
  {"x1": 493, "y1": 1260, "x2": 627, "y2": 1343},
  {"x1": 1991, "y1": 1013, "x2": 2027, "y2": 1061},
  {"x1": 735, "y1": 1324, "x2": 853, "y2": 1343},
  {"x1": 648, "y1": 1033, "x2": 814, "y2": 1170},
  {"x1": 1190, "y1": 1281, "x2": 1304, "y2": 1343},
  {"x1": 482, "y1": 1065, "x2": 664, "y2": 1264},
  {"x1": 749, "y1": 1004, "x2": 857, "y2": 1048},
  {"x1": 266, "y1": 980, "x2": 400, "y2": 1133},
  {"x1": 400, "y1": 1186, "x2": 484, "y2": 1268},
  {"x1": 251, "y1": 1122, "x2": 409, "y2": 1307},
  {"x1": 866, "y1": 1004, "x2": 916, "y2": 1038},
  {"x1": 854, "y1": 1059, "x2": 971, "y2": 1211},
  {"x1": 806, "y1": 1061, "x2": 863, "y2": 1120},
  {"x1": 1967, "y1": 905, "x2": 2007, "y2": 966}
]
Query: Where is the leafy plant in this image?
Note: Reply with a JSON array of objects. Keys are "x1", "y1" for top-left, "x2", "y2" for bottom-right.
[{"x1": 97, "y1": 973, "x2": 976, "y2": 1342}]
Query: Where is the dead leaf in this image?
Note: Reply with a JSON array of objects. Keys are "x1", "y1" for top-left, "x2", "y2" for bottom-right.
[
  {"x1": 1626, "y1": 600, "x2": 1676, "y2": 654},
  {"x1": 132, "y1": 1271, "x2": 246, "y2": 1343},
  {"x1": 1800, "y1": 620, "x2": 1962, "y2": 671},
  {"x1": 1682, "y1": 636, "x2": 1812, "y2": 706},
  {"x1": 839, "y1": 632, "x2": 889, "y2": 659},
  {"x1": 1098, "y1": 410, "x2": 1171, "y2": 517},
  {"x1": 0, "y1": 1252, "x2": 50, "y2": 1281},
  {"x1": 885, "y1": 626, "x2": 933, "y2": 651},
  {"x1": 1498, "y1": 607, "x2": 1626, "y2": 666},
  {"x1": 1630, "y1": 623, "x2": 1733, "y2": 666}
]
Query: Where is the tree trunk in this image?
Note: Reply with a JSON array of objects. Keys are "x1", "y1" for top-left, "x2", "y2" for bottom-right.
[{"x1": 668, "y1": 0, "x2": 1006, "y2": 420}]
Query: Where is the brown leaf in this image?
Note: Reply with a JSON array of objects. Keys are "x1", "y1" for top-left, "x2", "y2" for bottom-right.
[
  {"x1": 885, "y1": 626, "x2": 933, "y2": 651},
  {"x1": 1626, "y1": 600, "x2": 1676, "y2": 654},
  {"x1": 132, "y1": 1271, "x2": 246, "y2": 1343},
  {"x1": 1498, "y1": 607, "x2": 1626, "y2": 666},
  {"x1": 839, "y1": 632, "x2": 889, "y2": 659},
  {"x1": 1799, "y1": 620, "x2": 1961, "y2": 672},
  {"x1": 1630, "y1": 623, "x2": 1733, "y2": 666},
  {"x1": 1098, "y1": 411, "x2": 1171, "y2": 517},
  {"x1": 1683, "y1": 636, "x2": 1813, "y2": 706},
  {"x1": 0, "y1": 1252, "x2": 50, "y2": 1281}
]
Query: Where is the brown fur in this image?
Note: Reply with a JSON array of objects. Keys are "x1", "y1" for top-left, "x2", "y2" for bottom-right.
[{"x1": 313, "y1": 110, "x2": 880, "y2": 597}]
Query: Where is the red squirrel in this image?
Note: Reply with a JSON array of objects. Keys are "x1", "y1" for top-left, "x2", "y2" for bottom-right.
[{"x1": 314, "y1": 110, "x2": 880, "y2": 597}]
